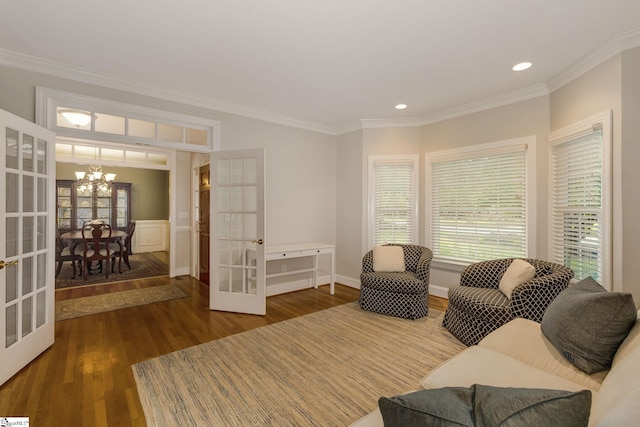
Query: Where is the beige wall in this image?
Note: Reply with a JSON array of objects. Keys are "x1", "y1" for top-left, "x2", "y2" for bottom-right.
[
  {"x1": 621, "y1": 47, "x2": 640, "y2": 304},
  {"x1": 56, "y1": 163, "x2": 170, "y2": 220},
  {"x1": 216, "y1": 113, "x2": 337, "y2": 246},
  {"x1": 336, "y1": 129, "x2": 363, "y2": 281}
]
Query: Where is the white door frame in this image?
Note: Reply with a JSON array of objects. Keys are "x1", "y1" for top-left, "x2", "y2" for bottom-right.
[{"x1": 191, "y1": 153, "x2": 210, "y2": 279}]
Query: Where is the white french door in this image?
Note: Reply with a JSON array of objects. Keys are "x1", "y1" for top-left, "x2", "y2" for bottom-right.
[
  {"x1": 0, "y1": 109, "x2": 56, "y2": 385},
  {"x1": 210, "y1": 149, "x2": 266, "y2": 315}
]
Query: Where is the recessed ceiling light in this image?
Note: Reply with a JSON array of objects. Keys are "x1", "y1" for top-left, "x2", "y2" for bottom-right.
[
  {"x1": 512, "y1": 62, "x2": 532, "y2": 71},
  {"x1": 395, "y1": 104, "x2": 408, "y2": 110}
]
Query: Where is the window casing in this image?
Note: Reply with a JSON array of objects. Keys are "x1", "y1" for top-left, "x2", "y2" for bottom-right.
[
  {"x1": 549, "y1": 111, "x2": 611, "y2": 287},
  {"x1": 368, "y1": 155, "x2": 419, "y2": 247},
  {"x1": 426, "y1": 137, "x2": 535, "y2": 264}
]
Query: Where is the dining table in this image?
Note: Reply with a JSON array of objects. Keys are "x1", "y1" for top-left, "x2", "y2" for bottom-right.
[{"x1": 60, "y1": 229, "x2": 129, "y2": 277}]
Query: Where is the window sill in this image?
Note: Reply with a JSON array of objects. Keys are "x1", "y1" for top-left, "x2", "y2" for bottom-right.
[{"x1": 431, "y1": 258, "x2": 470, "y2": 273}]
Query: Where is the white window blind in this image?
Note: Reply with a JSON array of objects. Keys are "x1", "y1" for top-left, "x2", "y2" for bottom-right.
[
  {"x1": 429, "y1": 146, "x2": 528, "y2": 262},
  {"x1": 550, "y1": 129, "x2": 603, "y2": 281},
  {"x1": 369, "y1": 157, "x2": 417, "y2": 246}
]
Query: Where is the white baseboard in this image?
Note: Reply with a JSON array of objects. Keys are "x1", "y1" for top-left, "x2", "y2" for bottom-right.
[
  {"x1": 429, "y1": 284, "x2": 449, "y2": 299},
  {"x1": 337, "y1": 274, "x2": 361, "y2": 289},
  {"x1": 173, "y1": 267, "x2": 190, "y2": 277}
]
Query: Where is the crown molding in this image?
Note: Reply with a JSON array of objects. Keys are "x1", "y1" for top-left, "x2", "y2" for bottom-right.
[
  {"x1": 547, "y1": 27, "x2": 640, "y2": 92},
  {"x1": 361, "y1": 116, "x2": 424, "y2": 129},
  {"x1": 419, "y1": 84, "x2": 550, "y2": 126},
  {"x1": 335, "y1": 122, "x2": 364, "y2": 135},
  {"x1": 0, "y1": 48, "x2": 338, "y2": 136}
]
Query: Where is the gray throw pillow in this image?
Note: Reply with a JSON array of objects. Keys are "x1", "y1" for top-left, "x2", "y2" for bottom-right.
[
  {"x1": 473, "y1": 385, "x2": 591, "y2": 427},
  {"x1": 378, "y1": 387, "x2": 474, "y2": 426},
  {"x1": 541, "y1": 276, "x2": 637, "y2": 374},
  {"x1": 378, "y1": 385, "x2": 591, "y2": 427}
]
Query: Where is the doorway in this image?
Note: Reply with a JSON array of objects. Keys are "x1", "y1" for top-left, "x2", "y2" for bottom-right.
[{"x1": 198, "y1": 164, "x2": 210, "y2": 286}]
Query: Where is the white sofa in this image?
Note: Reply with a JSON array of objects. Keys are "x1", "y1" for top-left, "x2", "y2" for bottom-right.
[{"x1": 351, "y1": 309, "x2": 640, "y2": 426}]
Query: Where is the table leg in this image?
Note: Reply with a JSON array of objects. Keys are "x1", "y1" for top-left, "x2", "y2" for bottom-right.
[
  {"x1": 121, "y1": 239, "x2": 125, "y2": 273},
  {"x1": 69, "y1": 241, "x2": 78, "y2": 279},
  {"x1": 314, "y1": 254, "x2": 319, "y2": 289},
  {"x1": 330, "y1": 249, "x2": 335, "y2": 295}
]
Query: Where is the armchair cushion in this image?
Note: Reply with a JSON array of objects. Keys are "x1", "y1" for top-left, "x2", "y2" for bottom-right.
[
  {"x1": 373, "y1": 245, "x2": 405, "y2": 272},
  {"x1": 499, "y1": 259, "x2": 536, "y2": 299},
  {"x1": 541, "y1": 277, "x2": 637, "y2": 374}
]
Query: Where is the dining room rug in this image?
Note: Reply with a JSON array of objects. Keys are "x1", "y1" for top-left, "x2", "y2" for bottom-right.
[
  {"x1": 56, "y1": 284, "x2": 188, "y2": 320},
  {"x1": 132, "y1": 302, "x2": 466, "y2": 426},
  {"x1": 55, "y1": 252, "x2": 169, "y2": 289}
]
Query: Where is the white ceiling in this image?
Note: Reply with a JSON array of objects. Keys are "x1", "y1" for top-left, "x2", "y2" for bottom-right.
[{"x1": 1, "y1": 0, "x2": 640, "y2": 133}]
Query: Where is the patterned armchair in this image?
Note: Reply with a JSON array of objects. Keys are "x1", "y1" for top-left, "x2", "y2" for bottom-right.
[
  {"x1": 442, "y1": 258, "x2": 574, "y2": 346},
  {"x1": 359, "y1": 244, "x2": 433, "y2": 319}
]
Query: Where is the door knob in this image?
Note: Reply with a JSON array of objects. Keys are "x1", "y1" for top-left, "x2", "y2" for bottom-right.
[
  {"x1": 251, "y1": 239, "x2": 264, "y2": 245},
  {"x1": 0, "y1": 259, "x2": 19, "y2": 270}
]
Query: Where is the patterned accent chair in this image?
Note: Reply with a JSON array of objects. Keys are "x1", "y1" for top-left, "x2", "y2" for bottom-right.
[
  {"x1": 360, "y1": 245, "x2": 433, "y2": 320},
  {"x1": 442, "y1": 258, "x2": 574, "y2": 346}
]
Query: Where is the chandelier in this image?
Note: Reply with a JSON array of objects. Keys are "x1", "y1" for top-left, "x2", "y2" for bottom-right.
[{"x1": 75, "y1": 165, "x2": 116, "y2": 193}]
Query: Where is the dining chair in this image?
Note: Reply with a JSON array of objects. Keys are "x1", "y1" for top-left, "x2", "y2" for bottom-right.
[
  {"x1": 55, "y1": 229, "x2": 84, "y2": 279},
  {"x1": 110, "y1": 220, "x2": 136, "y2": 273},
  {"x1": 81, "y1": 222, "x2": 112, "y2": 281}
]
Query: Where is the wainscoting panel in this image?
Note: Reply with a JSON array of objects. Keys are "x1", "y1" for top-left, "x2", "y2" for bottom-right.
[{"x1": 132, "y1": 220, "x2": 169, "y2": 253}]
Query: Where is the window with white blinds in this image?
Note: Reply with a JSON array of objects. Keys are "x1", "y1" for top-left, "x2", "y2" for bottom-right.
[
  {"x1": 426, "y1": 138, "x2": 533, "y2": 263},
  {"x1": 368, "y1": 155, "x2": 418, "y2": 246},
  {"x1": 550, "y1": 116, "x2": 610, "y2": 285}
]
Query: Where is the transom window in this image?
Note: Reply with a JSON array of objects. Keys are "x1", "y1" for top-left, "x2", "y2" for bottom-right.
[
  {"x1": 55, "y1": 139, "x2": 171, "y2": 170},
  {"x1": 36, "y1": 87, "x2": 219, "y2": 153}
]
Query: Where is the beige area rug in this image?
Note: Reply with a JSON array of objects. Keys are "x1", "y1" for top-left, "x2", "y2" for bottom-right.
[
  {"x1": 56, "y1": 285, "x2": 189, "y2": 321},
  {"x1": 132, "y1": 302, "x2": 466, "y2": 426}
]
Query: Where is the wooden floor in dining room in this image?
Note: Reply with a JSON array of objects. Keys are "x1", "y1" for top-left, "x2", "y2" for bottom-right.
[{"x1": 0, "y1": 275, "x2": 448, "y2": 426}]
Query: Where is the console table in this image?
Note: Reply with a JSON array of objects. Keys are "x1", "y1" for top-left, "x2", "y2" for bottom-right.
[{"x1": 251, "y1": 242, "x2": 336, "y2": 295}]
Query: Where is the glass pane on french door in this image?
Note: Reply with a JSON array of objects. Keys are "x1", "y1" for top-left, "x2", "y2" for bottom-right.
[
  {"x1": 1, "y1": 108, "x2": 55, "y2": 386},
  {"x1": 217, "y1": 157, "x2": 259, "y2": 295}
]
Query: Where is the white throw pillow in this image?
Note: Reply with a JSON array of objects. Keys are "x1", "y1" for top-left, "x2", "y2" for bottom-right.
[
  {"x1": 499, "y1": 259, "x2": 536, "y2": 299},
  {"x1": 373, "y1": 246, "x2": 405, "y2": 272}
]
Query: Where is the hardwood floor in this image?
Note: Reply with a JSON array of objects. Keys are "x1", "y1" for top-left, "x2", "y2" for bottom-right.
[{"x1": 0, "y1": 277, "x2": 447, "y2": 426}]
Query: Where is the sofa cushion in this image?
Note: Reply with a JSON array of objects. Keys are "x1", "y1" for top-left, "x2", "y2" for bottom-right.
[
  {"x1": 478, "y1": 318, "x2": 607, "y2": 391},
  {"x1": 373, "y1": 245, "x2": 405, "y2": 272},
  {"x1": 499, "y1": 259, "x2": 536, "y2": 299},
  {"x1": 421, "y1": 346, "x2": 590, "y2": 392},
  {"x1": 541, "y1": 277, "x2": 637, "y2": 374},
  {"x1": 588, "y1": 310, "x2": 640, "y2": 426},
  {"x1": 378, "y1": 385, "x2": 591, "y2": 427}
]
